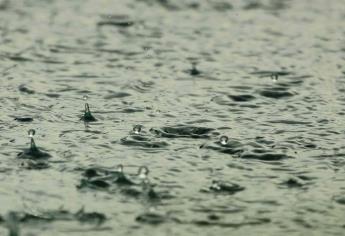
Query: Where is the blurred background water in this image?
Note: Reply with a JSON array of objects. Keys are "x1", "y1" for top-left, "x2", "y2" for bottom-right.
[{"x1": 0, "y1": 0, "x2": 345, "y2": 235}]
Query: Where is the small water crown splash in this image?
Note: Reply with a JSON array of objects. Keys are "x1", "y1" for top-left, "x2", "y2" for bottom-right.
[
  {"x1": 17, "y1": 129, "x2": 51, "y2": 159},
  {"x1": 81, "y1": 95, "x2": 97, "y2": 122}
]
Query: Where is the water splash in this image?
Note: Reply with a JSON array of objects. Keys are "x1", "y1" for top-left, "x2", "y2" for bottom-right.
[
  {"x1": 17, "y1": 129, "x2": 51, "y2": 159},
  {"x1": 28, "y1": 129, "x2": 38, "y2": 151},
  {"x1": 81, "y1": 95, "x2": 97, "y2": 122}
]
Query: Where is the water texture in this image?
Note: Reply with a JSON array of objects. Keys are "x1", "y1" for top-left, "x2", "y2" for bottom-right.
[{"x1": 0, "y1": 0, "x2": 345, "y2": 235}]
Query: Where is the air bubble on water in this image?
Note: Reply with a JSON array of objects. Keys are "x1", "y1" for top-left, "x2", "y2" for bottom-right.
[
  {"x1": 220, "y1": 135, "x2": 228, "y2": 145},
  {"x1": 28, "y1": 129, "x2": 36, "y2": 138},
  {"x1": 133, "y1": 125, "x2": 142, "y2": 134},
  {"x1": 138, "y1": 166, "x2": 149, "y2": 181}
]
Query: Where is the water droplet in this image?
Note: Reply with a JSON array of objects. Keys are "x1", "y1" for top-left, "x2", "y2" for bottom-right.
[
  {"x1": 219, "y1": 135, "x2": 228, "y2": 145},
  {"x1": 28, "y1": 129, "x2": 35, "y2": 138},
  {"x1": 271, "y1": 74, "x2": 278, "y2": 82},
  {"x1": 138, "y1": 166, "x2": 149, "y2": 180},
  {"x1": 133, "y1": 125, "x2": 142, "y2": 134}
]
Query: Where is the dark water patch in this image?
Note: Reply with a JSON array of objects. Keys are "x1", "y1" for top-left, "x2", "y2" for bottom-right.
[
  {"x1": 49, "y1": 44, "x2": 96, "y2": 54},
  {"x1": 185, "y1": 119, "x2": 212, "y2": 124},
  {"x1": 211, "y1": 1, "x2": 233, "y2": 11},
  {"x1": 120, "y1": 136, "x2": 169, "y2": 149},
  {"x1": 104, "y1": 91, "x2": 131, "y2": 99},
  {"x1": 191, "y1": 205, "x2": 244, "y2": 214},
  {"x1": 17, "y1": 148, "x2": 51, "y2": 160},
  {"x1": 18, "y1": 84, "x2": 35, "y2": 94},
  {"x1": 14, "y1": 117, "x2": 33, "y2": 122},
  {"x1": 228, "y1": 94, "x2": 256, "y2": 102},
  {"x1": 97, "y1": 15, "x2": 135, "y2": 28},
  {"x1": 59, "y1": 129, "x2": 103, "y2": 137},
  {"x1": 120, "y1": 107, "x2": 145, "y2": 113},
  {"x1": 3, "y1": 54, "x2": 33, "y2": 62},
  {"x1": 333, "y1": 196, "x2": 345, "y2": 205},
  {"x1": 280, "y1": 178, "x2": 304, "y2": 188},
  {"x1": 150, "y1": 125, "x2": 214, "y2": 139},
  {"x1": 259, "y1": 87, "x2": 294, "y2": 99},
  {"x1": 0, "y1": 0, "x2": 9, "y2": 11},
  {"x1": 243, "y1": 0, "x2": 289, "y2": 11},
  {"x1": 137, "y1": 0, "x2": 180, "y2": 10},
  {"x1": 269, "y1": 119, "x2": 312, "y2": 125},
  {"x1": 240, "y1": 152, "x2": 291, "y2": 161},
  {"x1": 45, "y1": 93, "x2": 61, "y2": 98},
  {"x1": 0, "y1": 208, "x2": 106, "y2": 225},
  {"x1": 126, "y1": 80, "x2": 155, "y2": 93},
  {"x1": 136, "y1": 212, "x2": 181, "y2": 225},
  {"x1": 250, "y1": 70, "x2": 291, "y2": 77},
  {"x1": 20, "y1": 160, "x2": 50, "y2": 170},
  {"x1": 186, "y1": 63, "x2": 201, "y2": 76},
  {"x1": 190, "y1": 217, "x2": 270, "y2": 228},
  {"x1": 201, "y1": 180, "x2": 245, "y2": 195},
  {"x1": 78, "y1": 166, "x2": 131, "y2": 190},
  {"x1": 200, "y1": 137, "x2": 243, "y2": 155},
  {"x1": 243, "y1": 1, "x2": 264, "y2": 10}
]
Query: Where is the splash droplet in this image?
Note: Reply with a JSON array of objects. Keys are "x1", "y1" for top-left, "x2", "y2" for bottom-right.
[
  {"x1": 219, "y1": 135, "x2": 228, "y2": 145},
  {"x1": 28, "y1": 129, "x2": 36, "y2": 138},
  {"x1": 133, "y1": 125, "x2": 142, "y2": 134}
]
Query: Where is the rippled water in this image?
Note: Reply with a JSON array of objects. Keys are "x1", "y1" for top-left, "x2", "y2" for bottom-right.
[{"x1": 1, "y1": 0, "x2": 345, "y2": 235}]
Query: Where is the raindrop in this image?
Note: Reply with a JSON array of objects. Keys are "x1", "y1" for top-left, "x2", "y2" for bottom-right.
[{"x1": 219, "y1": 135, "x2": 228, "y2": 145}]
